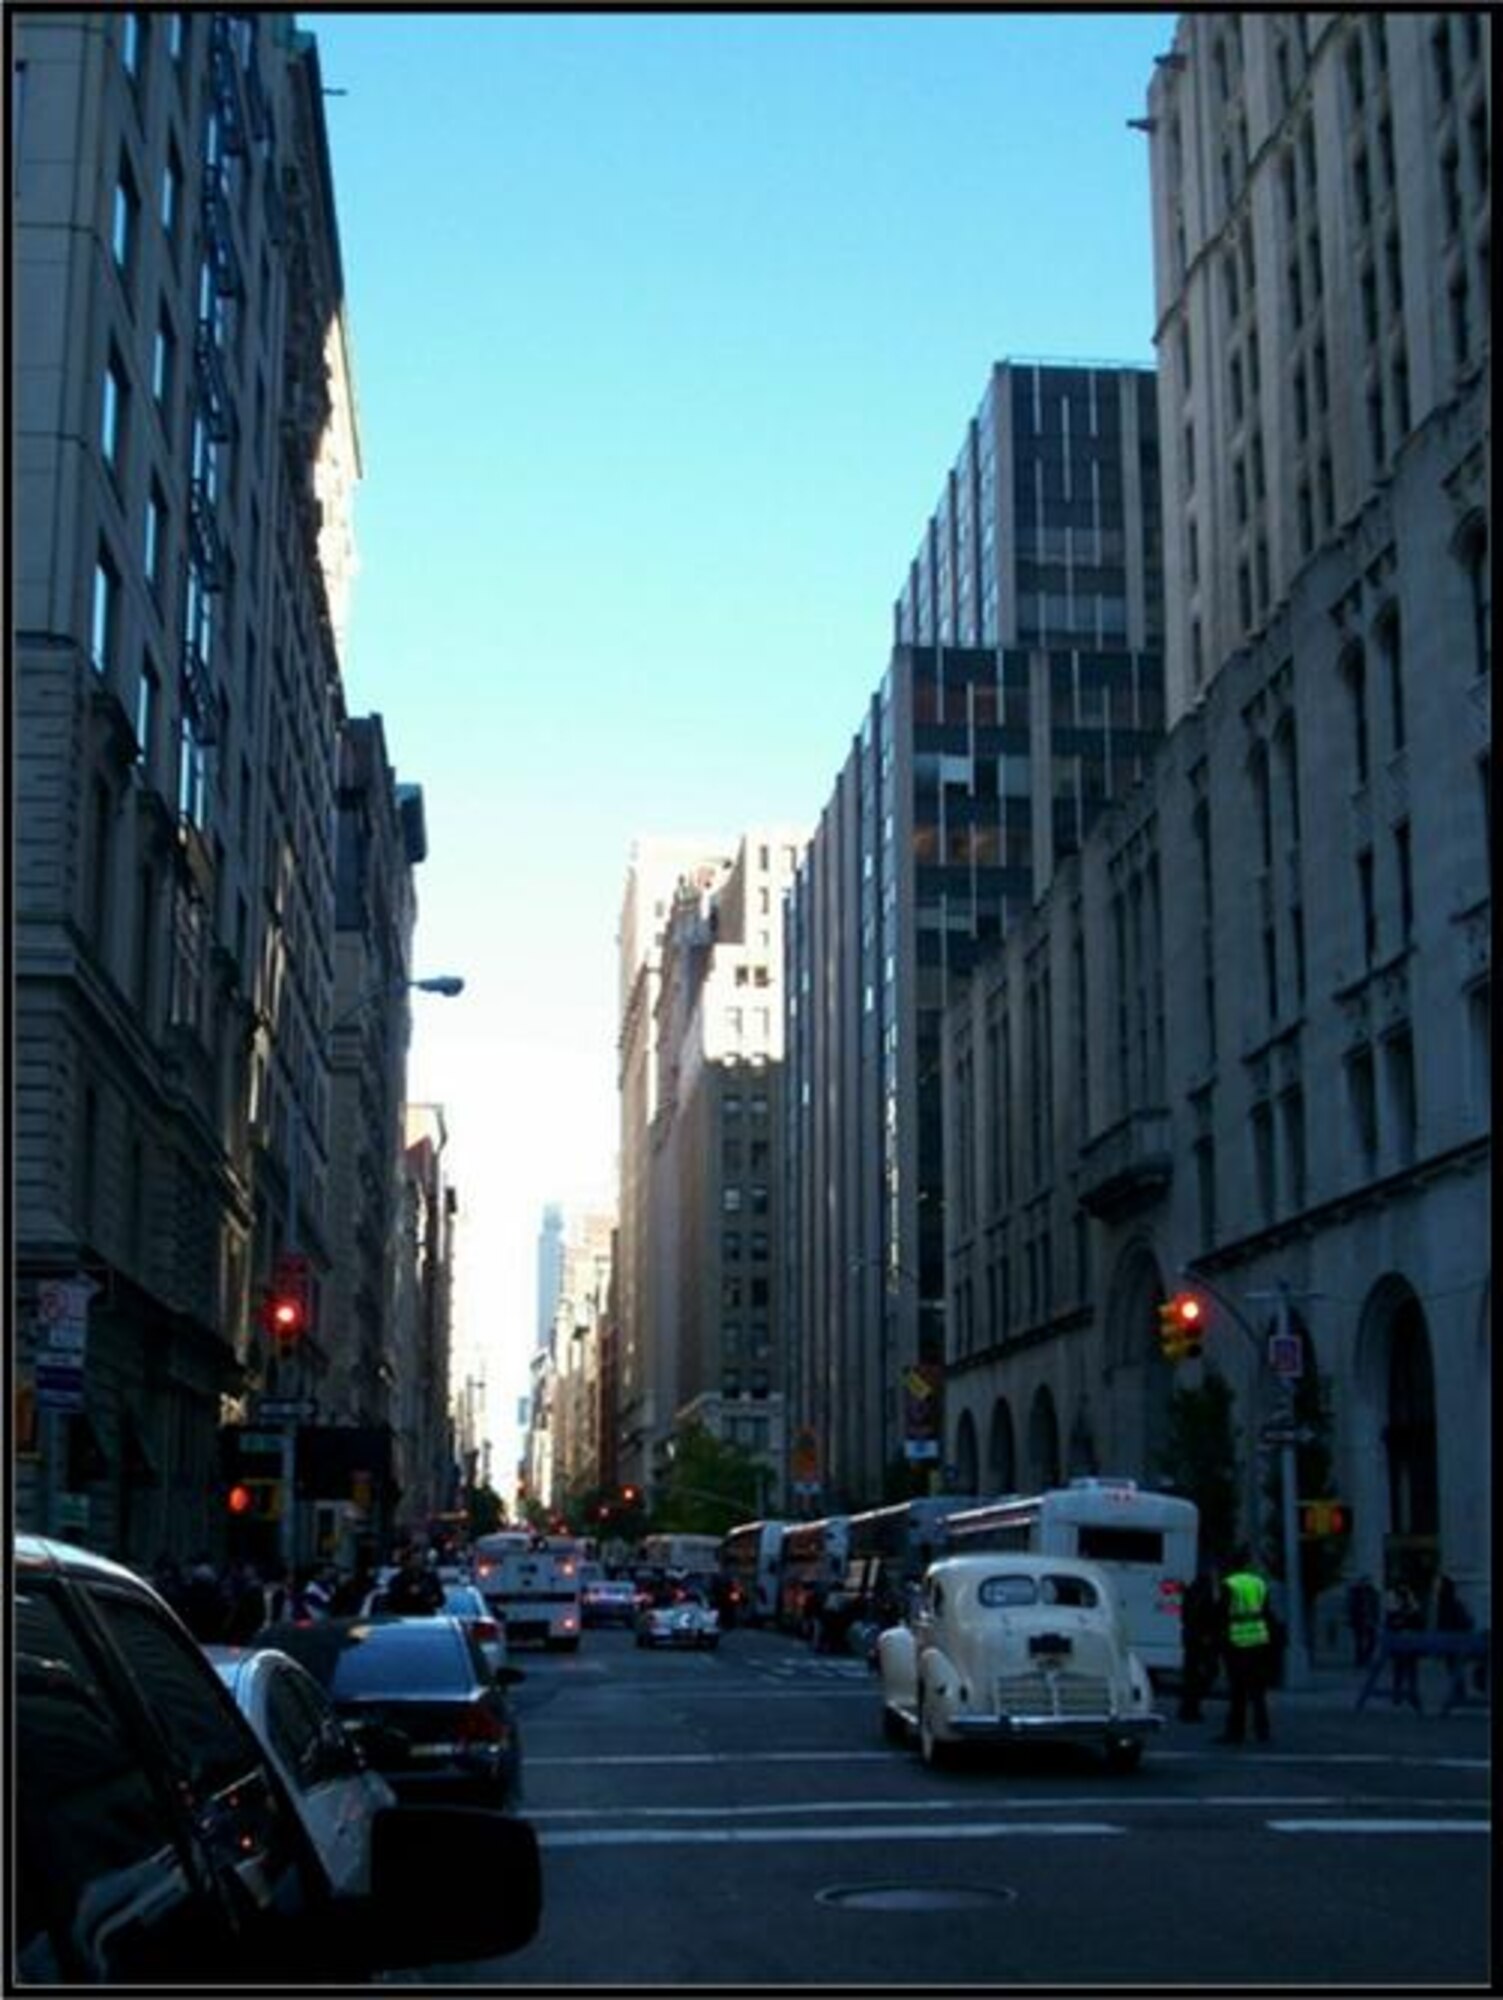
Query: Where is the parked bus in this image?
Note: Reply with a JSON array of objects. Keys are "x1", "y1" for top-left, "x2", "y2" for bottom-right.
[
  {"x1": 777, "y1": 1515, "x2": 850, "y2": 1631},
  {"x1": 719, "y1": 1519, "x2": 787, "y2": 1624},
  {"x1": 844, "y1": 1495, "x2": 985, "y2": 1602},
  {"x1": 940, "y1": 1478, "x2": 1198, "y2": 1679},
  {"x1": 471, "y1": 1529, "x2": 584, "y2": 1650},
  {"x1": 640, "y1": 1532, "x2": 723, "y2": 1582}
]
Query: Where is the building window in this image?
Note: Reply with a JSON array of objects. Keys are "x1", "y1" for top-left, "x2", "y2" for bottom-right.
[
  {"x1": 1280, "y1": 1085, "x2": 1306, "y2": 1211},
  {"x1": 112, "y1": 159, "x2": 139, "y2": 282},
  {"x1": 1383, "y1": 1026, "x2": 1417, "y2": 1165},
  {"x1": 1377, "y1": 606, "x2": 1405, "y2": 752},
  {"x1": 88, "y1": 777, "x2": 112, "y2": 952},
  {"x1": 90, "y1": 548, "x2": 120, "y2": 677},
  {"x1": 1346, "y1": 1044, "x2": 1378, "y2": 1174},
  {"x1": 1251, "y1": 1100, "x2": 1276, "y2": 1221},
  {"x1": 1194, "y1": 1131, "x2": 1217, "y2": 1246},
  {"x1": 1357, "y1": 848, "x2": 1377, "y2": 965},
  {"x1": 1394, "y1": 819, "x2": 1413, "y2": 943},
  {"x1": 152, "y1": 311, "x2": 176, "y2": 431},
  {"x1": 135, "y1": 654, "x2": 158, "y2": 772},
  {"x1": 143, "y1": 483, "x2": 165, "y2": 593},
  {"x1": 101, "y1": 349, "x2": 128, "y2": 477}
]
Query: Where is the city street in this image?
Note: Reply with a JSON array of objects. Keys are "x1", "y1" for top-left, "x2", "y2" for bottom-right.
[{"x1": 439, "y1": 1624, "x2": 1491, "y2": 1987}]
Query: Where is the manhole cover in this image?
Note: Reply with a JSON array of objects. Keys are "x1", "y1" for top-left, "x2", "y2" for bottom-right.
[{"x1": 816, "y1": 1883, "x2": 1017, "y2": 1913}]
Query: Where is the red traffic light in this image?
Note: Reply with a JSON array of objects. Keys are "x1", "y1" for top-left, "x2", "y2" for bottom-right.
[
  {"x1": 227, "y1": 1482, "x2": 255, "y2": 1515},
  {"x1": 1157, "y1": 1292, "x2": 1207, "y2": 1361},
  {"x1": 261, "y1": 1289, "x2": 306, "y2": 1341}
]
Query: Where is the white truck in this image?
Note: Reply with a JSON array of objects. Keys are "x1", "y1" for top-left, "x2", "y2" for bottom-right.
[{"x1": 471, "y1": 1530, "x2": 584, "y2": 1650}]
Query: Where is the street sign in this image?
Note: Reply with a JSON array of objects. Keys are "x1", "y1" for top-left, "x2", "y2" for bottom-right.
[
  {"x1": 255, "y1": 1397, "x2": 316, "y2": 1423},
  {"x1": 238, "y1": 1430, "x2": 285, "y2": 1455},
  {"x1": 1268, "y1": 1331, "x2": 1303, "y2": 1377}
]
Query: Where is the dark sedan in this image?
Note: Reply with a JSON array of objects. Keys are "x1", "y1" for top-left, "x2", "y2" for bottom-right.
[{"x1": 260, "y1": 1614, "x2": 523, "y2": 1811}]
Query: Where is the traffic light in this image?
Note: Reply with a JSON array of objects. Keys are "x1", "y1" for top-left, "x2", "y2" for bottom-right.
[
  {"x1": 1299, "y1": 1499, "x2": 1352, "y2": 1538},
  {"x1": 226, "y1": 1478, "x2": 280, "y2": 1519},
  {"x1": 260, "y1": 1253, "x2": 311, "y2": 1344},
  {"x1": 620, "y1": 1484, "x2": 639, "y2": 1506},
  {"x1": 1157, "y1": 1292, "x2": 1206, "y2": 1361}
]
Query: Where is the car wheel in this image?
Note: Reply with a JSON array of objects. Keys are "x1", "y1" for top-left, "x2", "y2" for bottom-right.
[{"x1": 1104, "y1": 1738, "x2": 1144, "y2": 1774}]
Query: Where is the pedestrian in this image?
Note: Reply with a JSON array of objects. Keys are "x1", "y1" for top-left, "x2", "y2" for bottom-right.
[
  {"x1": 1177, "y1": 1563, "x2": 1221, "y2": 1722},
  {"x1": 181, "y1": 1555, "x2": 228, "y2": 1642},
  {"x1": 1347, "y1": 1574, "x2": 1381, "y2": 1668},
  {"x1": 1214, "y1": 1544, "x2": 1275, "y2": 1745},
  {"x1": 1434, "y1": 1574, "x2": 1474, "y2": 1709},
  {"x1": 382, "y1": 1544, "x2": 444, "y2": 1615},
  {"x1": 1384, "y1": 1577, "x2": 1423, "y2": 1711}
]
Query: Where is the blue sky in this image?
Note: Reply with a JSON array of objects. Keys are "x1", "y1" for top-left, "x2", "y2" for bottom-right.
[{"x1": 306, "y1": 8, "x2": 1175, "y2": 1463}]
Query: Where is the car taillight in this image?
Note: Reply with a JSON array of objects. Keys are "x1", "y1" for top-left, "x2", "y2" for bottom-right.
[
  {"x1": 456, "y1": 1701, "x2": 510, "y2": 1746},
  {"x1": 472, "y1": 1618, "x2": 500, "y2": 1642}
]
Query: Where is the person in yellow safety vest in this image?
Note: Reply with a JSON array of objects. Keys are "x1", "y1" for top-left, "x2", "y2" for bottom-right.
[{"x1": 1214, "y1": 1545, "x2": 1274, "y2": 1745}]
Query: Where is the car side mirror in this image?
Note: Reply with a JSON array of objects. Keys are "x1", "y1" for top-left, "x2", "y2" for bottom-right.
[{"x1": 364, "y1": 1806, "x2": 542, "y2": 1966}]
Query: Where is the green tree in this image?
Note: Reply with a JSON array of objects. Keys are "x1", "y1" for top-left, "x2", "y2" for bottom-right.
[
  {"x1": 465, "y1": 1482, "x2": 506, "y2": 1538},
  {"x1": 1153, "y1": 1368, "x2": 1241, "y2": 1563},
  {"x1": 654, "y1": 1422, "x2": 764, "y2": 1533}
]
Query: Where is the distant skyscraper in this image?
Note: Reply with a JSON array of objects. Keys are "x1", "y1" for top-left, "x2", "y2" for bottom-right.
[
  {"x1": 786, "y1": 360, "x2": 1164, "y2": 1508},
  {"x1": 536, "y1": 1204, "x2": 565, "y2": 1350}
]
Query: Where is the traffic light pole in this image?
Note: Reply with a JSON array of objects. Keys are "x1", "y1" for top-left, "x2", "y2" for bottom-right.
[{"x1": 1180, "y1": 1269, "x2": 1311, "y2": 1690}]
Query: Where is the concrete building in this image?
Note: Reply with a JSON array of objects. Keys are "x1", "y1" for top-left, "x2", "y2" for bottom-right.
[
  {"x1": 12, "y1": 13, "x2": 359, "y2": 1562},
  {"x1": 615, "y1": 835, "x2": 737, "y2": 1496},
  {"x1": 943, "y1": 11, "x2": 1490, "y2": 1631},
  {"x1": 523, "y1": 1204, "x2": 614, "y2": 1512},
  {"x1": 393, "y1": 1104, "x2": 460, "y2": 1536},
  {"x1": 784, "y1": 361, "x2": 1165, "y2": 1510},
  {"x1": 649, "y1": 831, "x2": 803, "y2": 1508}
]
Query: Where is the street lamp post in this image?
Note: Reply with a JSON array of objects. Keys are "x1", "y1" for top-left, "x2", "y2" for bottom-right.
[{"x1": 272, "y1": 972, "x2": 464, "y2": 1566}]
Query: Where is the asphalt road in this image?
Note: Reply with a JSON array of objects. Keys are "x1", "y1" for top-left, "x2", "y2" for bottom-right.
[{"x1": 439, "y1": 1622, "x2": 1491, "y2": 1988}]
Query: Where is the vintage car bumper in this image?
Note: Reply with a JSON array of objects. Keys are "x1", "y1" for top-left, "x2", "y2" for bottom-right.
[{"x1": 946, "y1": 1709, "x2": 1162, "y2": 1741}]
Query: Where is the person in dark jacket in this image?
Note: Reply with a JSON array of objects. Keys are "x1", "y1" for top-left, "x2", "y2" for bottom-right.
[
  {"x1": 1177, "y1": 1564, "x2": 1221, "y2": 1721},
  {"x1": 381, "y1": 1547, "x2": 444, "y2": 1615}
]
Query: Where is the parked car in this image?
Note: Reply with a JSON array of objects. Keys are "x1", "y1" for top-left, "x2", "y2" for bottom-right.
[
  {"x1": 439, "y1": 1581, "x2": 510, "y2": 1678},
  {"x1": 582, "y1": 1578, "x2": 640, "y2": 1628},
  {"x1": 877, "y1": 1553, "x2": 1163, "y2": 1771},
  {"x1": 261, "y1": 1613, "x2": 524, "y2": 1809},
  {"x1": 14, "y1": 1535, "x2": 540, "y2": 1985},
  {"x1": 205, "y1": 1643, "x2": 397, "y2": 1893},
  {"x1": 635, "y1": 1590, "x2": 721, "y2": 1650}
]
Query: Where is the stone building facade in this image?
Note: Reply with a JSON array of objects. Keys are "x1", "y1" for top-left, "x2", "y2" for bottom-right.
[{"x1": 943, "y1": 11, "x2": 1490, "y2": 1628}]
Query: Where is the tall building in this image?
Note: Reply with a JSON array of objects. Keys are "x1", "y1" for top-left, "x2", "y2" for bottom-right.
[
  {"x1": 1146, "y1": 12, "x2": 1492, "y2": 723},
  {"x1": 785, "y1": 360, "x2": 1164, "y2": 1510},
  {"x1": 650, "y1": 831, "x2": 803, "y2": 1507},
  {"x1": 323, "y1": 721, "x2": 427, "y2": 1430},
  {"x1": 615, "y1": 835, "x2": 735, "y2": 1495},
  {"x1": 12, "y1": 13, "x2": 359, "y2": 1561},
  {"x1": 944, "y1": 11, "x2": 1490, "y2": 1629},
  {"x1": 394, "y1": 1104, "x2": 459, "y2": 1536}
]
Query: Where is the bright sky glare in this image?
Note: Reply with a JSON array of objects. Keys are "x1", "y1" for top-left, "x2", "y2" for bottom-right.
[{"x1": 306, "y1": 8, "x2": 1175, "y2": 1472}]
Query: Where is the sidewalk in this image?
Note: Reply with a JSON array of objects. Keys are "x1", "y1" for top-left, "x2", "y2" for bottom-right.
[{"x1": 1272, "y1": 1654, "x2": 1492, "y2": 1717}]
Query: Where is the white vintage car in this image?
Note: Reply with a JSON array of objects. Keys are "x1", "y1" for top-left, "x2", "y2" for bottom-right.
[{"x1": 877, "y1": 1552, "x2": 1163, "y2": 1771}]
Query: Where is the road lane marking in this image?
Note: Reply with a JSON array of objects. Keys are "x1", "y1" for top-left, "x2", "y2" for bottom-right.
[
  {"x1": 537, "y1": 1821, "x2": 1125, "y2": 1849},
  {"x1": 1269, "y1": 1819, "x2": 1489, "y2": 1835},
  {"x1": 530, "y1": 1750, "x2": 896, "y2": 1765},
  {"x1": 529, "y1": 1796, "x2": 1350, "y2": 1820}
]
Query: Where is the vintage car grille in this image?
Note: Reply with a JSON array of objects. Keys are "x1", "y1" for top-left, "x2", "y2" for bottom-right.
[{"x1": 995, "y1": 1670, "x2": 1112, "y2": 1717}]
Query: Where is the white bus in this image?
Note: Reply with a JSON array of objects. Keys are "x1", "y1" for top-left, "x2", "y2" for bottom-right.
[
  {"x1": 940, "y1": 1478, "x2": 1199, "y2": 1679},
  {"x1": 719, "y1": 1519, "x2": 787, "y2": 1624},
  {"x1": 777, "y1": 1515, "x2": 850, "y2": 1631},
  {"x1": 640, "y1": 1532, "x2": 723, "y2": 1582},
  {"x1": 471, "y1": 1530, "x2": 584, "y2": 1650},
  {"x1": 845, "y1": 1495, "x2": 985, "y2": 1598}
]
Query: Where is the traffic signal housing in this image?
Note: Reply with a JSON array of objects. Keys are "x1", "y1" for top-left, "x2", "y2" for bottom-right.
[
  {"x1": 259, "y1": 1285, "x2": 307, "y2": 1343},
  {"x1": 1157, "y1": 1292, "x2": 1206, "y2": 1362},
  {"x1": 226, "y1": 1478, "x2": 280, "y2": 1520}
]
